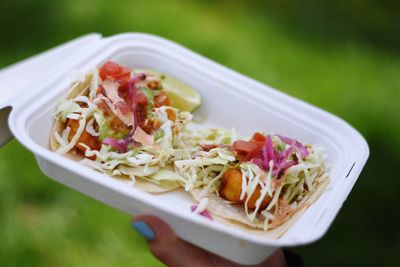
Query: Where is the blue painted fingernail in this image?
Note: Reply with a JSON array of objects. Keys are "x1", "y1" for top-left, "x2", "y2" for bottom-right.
[{"x1": 132, "y1": 221, "x2": 155, "y2": 240}]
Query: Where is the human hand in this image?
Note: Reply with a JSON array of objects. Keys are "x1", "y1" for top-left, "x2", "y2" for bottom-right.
[{"x1": 132, "y1": 215, "x2": 288, "y2": 267}]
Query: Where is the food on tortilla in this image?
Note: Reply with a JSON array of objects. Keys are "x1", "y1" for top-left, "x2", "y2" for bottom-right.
[
  {"x1": 51, "y1": 61, "x2": 198, "y2": 192},
  {"x1": 176, "y1": 131, "x2": 329, "y2": 236}
]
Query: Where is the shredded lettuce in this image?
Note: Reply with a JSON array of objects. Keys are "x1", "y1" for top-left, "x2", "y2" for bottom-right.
[
  {"x1": 149, "y1": 169, "x2": 186, "y2": 183},
  {"x1": 56, "y1": 100, "x2": 83, "y2": 123},
  {"x1": 176, "y1": 132, "x2": 328, "y2": 229}
]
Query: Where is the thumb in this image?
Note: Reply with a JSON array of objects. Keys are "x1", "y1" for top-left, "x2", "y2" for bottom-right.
[{"x1": 132, "y1": 215, "x2": 212, "y2": 267}]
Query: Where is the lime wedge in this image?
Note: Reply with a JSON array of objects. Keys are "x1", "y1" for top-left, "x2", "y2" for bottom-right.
[{"x1": 135, "y1": 69, "x2": 201, "y2": 112}]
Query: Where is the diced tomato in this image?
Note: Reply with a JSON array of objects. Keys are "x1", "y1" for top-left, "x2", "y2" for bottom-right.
[
  {"x1": 118, "y1": 87, "x2": 130, "y2": 103},
  {"x1": 119, "y1": 80, "x2": 130, "y2": 91},
  {"x1": 232, "y1": 140, "x2": 259, "y2": 153},
  {"x1": 147, "y1": 80, "x2": 160, "y2": 90},
  {"x1": 245, "y1": 149, "x2": 263, "y2": 161},
  {"x1": 232, "y1": 133, "x2": 267, "y2": 163},
  {"x1": 112, "y1": 68, "x2": 131, "y2": 82},
  {"x1": 99, "y1": 61, "x2": 119, "y2": 80},
  {"x1": 232, "y1": 140, "x2": 258, "y2": 161},
  {"x1": 251, "y1": 132, "x2": 266, "y2": 142},
  {"x1": 154, "y1": 91, "x2": 171, "y2": 107},
  {"x1": 99, "y1": 61, "x2": 131, "y2": 82}
]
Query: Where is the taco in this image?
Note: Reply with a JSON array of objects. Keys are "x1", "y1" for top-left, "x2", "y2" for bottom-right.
[
  {"x1": 175, "y1": 131, "x2": 329, "y2": 237},
  {"x1": 51, "y1": 61, "x2": 198, "y2": 193}
]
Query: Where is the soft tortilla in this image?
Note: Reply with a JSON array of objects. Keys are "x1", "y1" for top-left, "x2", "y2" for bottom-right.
[
  {"x1": 112, "y1": 175, "x2": 180, "y2": 193},
  {"x1": 50, "y1": 73, "x2": 92, "y2": 152}
]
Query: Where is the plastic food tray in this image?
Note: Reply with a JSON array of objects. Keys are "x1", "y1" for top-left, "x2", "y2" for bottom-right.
[{"x1": 0, "y1": 33, "x2": 369, "y2": 265}]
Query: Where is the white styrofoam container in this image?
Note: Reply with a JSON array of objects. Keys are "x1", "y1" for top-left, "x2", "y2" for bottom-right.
[{"x1": 0, "y1": 33, "x2": 369, "y2": 265}]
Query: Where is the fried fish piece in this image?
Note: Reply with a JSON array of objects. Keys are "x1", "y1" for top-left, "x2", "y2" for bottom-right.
[{"x1": 219, "y1": 168, "x2": 271, "y2": 210}]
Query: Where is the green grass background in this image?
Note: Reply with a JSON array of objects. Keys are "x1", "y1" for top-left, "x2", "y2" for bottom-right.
[{"x1": 0, "y1": 0, "x2": 399, "y2": 266}]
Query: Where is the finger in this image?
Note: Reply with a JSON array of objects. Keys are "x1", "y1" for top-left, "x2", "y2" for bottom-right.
[{"x1": 133, "y1": 215, "x2": 211, "y2": 267}]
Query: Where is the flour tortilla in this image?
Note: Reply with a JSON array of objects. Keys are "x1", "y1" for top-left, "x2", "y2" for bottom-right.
[
  {"x1": 50, "y1": 74, "x2": 179, "y2": 193},
  {"x1": 50, "y1": 73, "x2": 92, "y2": 152}
]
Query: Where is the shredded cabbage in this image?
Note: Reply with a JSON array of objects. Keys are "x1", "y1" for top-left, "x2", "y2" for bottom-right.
[
  {"x1": 55, "y1": 100, "x2": 83, "y2": 123},
  {"x1": 192, "y1": 197, "x2": 209, "y2": 214},
  {"x1": 176, "y1": 132, "x2": 328, "y2": 229}
]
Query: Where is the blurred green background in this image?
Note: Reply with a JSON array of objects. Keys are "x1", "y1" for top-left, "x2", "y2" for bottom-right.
[{"x1": 0, "y1": 0, "x2": 399, "y2": 266}]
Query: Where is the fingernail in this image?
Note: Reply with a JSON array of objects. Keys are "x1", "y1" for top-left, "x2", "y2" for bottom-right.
[{"x1": 132, "y1": 221, "x2": 155, "y2": 240}]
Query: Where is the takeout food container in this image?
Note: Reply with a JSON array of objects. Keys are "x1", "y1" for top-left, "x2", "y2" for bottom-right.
[{"x1": 0, "y1": 33, "x2": 369, "y2": 265}]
